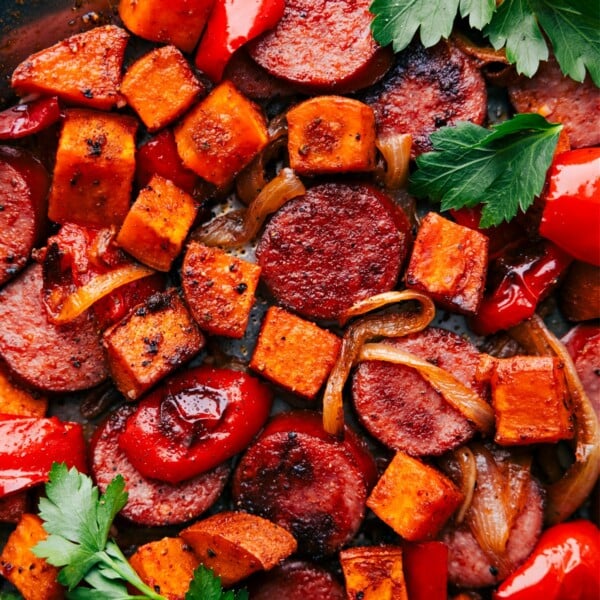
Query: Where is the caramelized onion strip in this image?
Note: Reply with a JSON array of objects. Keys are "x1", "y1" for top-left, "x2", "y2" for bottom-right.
[
  {"x1": 375, "y1": 133, "x2": 412, "y2": 190},
  {"x1": 451, "y1": 446, "x2": 477, "y2": 524},
  {"x1": 340, "y1": 290, "x2": 434, "y2": 325}
]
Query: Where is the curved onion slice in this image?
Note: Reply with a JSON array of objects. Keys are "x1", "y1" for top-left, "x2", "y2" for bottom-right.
[
  {"x1": 452, "y1": 32, "x2": 509, "y2": 66},
  {"x1": 375, "y1": 133, "x2": 412, "y2": 190},
  {"x1": 359, "y1": 343, "x2": 495, "y2": 435},
  {"x1": 322, "y1": 292, "x2": 435, "y2": 437},
  {"x1": 195, "y1": 167, "x2": 305, "y2": 248},
  {"x1": 452, "y1": 446, "x2": 477, "y2": 524},
  {"x1": 510, "y1": 315, "x2": 600, "y2": 525},
  {"x1": 49, "y1": 263, "x2": 155, "y2": 324}
]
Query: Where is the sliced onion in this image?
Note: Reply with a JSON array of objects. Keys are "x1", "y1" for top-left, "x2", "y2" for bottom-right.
[
  {"x1": 359, "y1": 343, "x2": 495, "y2": 435},
  {"x1": 375, "y1": 133, "x2": 412, "y2": 190},
  {"x1": 451, "y1": 446, "x2": 477, "y2": 524},
  {"x1": 452, "y1": 32, "x2": 509, "y2": 66},
  {"x1": 322, "y1": 293, "x2": 435, "y2": 437},
  {"x1": 340, "y1": 290, "x2": 434, "y2": 325},
  {"x1": 510, "y1": 315, "x2": 600, "y2": 525},
  {"x1": 194, "y1": 168, "x2": 305, "y2": 248}
]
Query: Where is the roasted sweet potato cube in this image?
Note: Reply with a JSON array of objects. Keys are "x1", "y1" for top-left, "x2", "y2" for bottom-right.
[
  {"x1": 48, "y1": 109, "x2": 137, "y2": 227},
  {"x1": 406, "y1": 212, "x2": 489, "y2": 315},
  {"x1": 180, "y1": 511, "x2": 297, "y2": 586},
  {"x1": 182, "y1": 241, "x2": 261, "y2": 338},
  {"x1": 249, "y1": 306, "x2": 341, "y2": 399},
  {"x1": 117, "y1": 175, "x2": 197, "y2": 272},
  {"x1": 491, "y1": 356, "x2": 574, "y2": 445},
  {"x1": 287, "y1": 96, "x2": 376, "y2": 175},
  {"x1": 119, "y1": 0, "x2": 214, "y2": 53},
  {"x1": 340, "y1": 546, "x2": 408, "y2": 600},
  {"x1": 367, "y1": 451, "x2": 463, "y2": 542},
  {"x1": 0, "y1": 513, "x2": 64, "y2": 600},
  {"x1": 0, "y1": 492, "x2": 29, "y2": 524},
  {"x1": 129, "y1": 537, "x2": 200, "y2": 600},
  {"x1": 121, "y1": 46, "x2": 203, "y2": 132},
  {"x1": 103, "y1": 289, "x2": 204, "y2": 399},
  {"x1": 0, "y1": 360, "x2": 47, "y2": 417},
  {"x1": 175, "y1": 81, "x2": 268, "y2": 187},
  {"x1": 11, "y1": 25, "x2": 128, "y2": 110}
]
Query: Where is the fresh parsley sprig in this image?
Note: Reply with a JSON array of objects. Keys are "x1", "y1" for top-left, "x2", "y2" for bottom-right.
[{"x1": 409, "y1": 113, "x2": 562, "y2": 227}]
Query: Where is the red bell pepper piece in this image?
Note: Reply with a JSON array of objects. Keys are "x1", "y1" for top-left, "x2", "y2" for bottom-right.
[
  {"x1": 0, "y1": 96, "x2": 61, "y2": 139},
  {"x1": 0, "y1": 415, "x2": 86, "y2": 497},
  {"x1": 540, "y1": 148, "x2": 600, "y2": 267},
  {"x1": 195, "y1": 0, "x2": 285, "y2": 82},
  {"x1": 118, "y1": 366, "x2": 273, "y2": 484},
  {"x1": 495, "y1": 520, "x2": 600, "y2": 600},
  {"x1": 403, "y1": 541, "x2": 448, "y2": 600}
]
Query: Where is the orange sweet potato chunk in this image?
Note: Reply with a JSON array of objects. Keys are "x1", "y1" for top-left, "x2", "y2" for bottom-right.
[
  {"x1": 11, "y1": 25, "x2": 128, "y2": 110},
  {"x1": 0, "y1": 360, "x2": 47, "y2": 417}
]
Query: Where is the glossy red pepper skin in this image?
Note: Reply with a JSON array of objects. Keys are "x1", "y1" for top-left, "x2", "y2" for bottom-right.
[
  {"x1": 540, "y1": 148, "x2": 600, "y2": 267},
  {"x1": 495, "y1": 521, "x2": 600, "y2": 600},
  {"x1": 0, "y1": 96, "x2": 61, "y2": 139},
  {"x1": 470, "y1": 240, "x2": 572, "y2": 335},
  {"x1": 0, "y1": 415, "x2": 86, "y2": 497},
  {"x1": 403, "y1": 541, "x2": 448, "y2": 600},
  {"x1": 195, "y1": 0, "x2": 285, "y2": 82},
  {"x1": 118, "y1": 366, "x2": 273, "y2": 484}
]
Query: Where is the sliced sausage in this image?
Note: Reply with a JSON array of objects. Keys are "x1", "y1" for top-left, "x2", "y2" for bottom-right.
[
  {"x1": 91, "y1": 404, "x2": 230, "y2": 526},
  {"x1": 352, "y1": 327, "x2": 482, "y2": 456},
  {"x1": 508, "y1": 57, "x2": 600, "y2": 149},
  {"x1": 364, "y1": 41, "x2": 487, "y2": 156},
  {"x1": 0, "y1": 263, "x2": 108, "y2": 392},
  {"x1": 247, "y1": 0, "x2": 393, "y2": 93},
  {"x1": 0, "y1": 146, "x2": 49, "y2": 286},
  {"x1": 256, "y1": 182, "x2": 409, "y2": 321}
]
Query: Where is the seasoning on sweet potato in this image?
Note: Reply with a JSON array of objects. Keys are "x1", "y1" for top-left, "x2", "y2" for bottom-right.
[
  {"x1": 182, "y1": 241, "x2": 261, "y2": 338},
  {"x1": 287, "y1": 96, "x2": 376, "y2": 175},
  {"x1": 0, "y1": 360, "x2": 47, "y2": 417},
  {"x1": 559, "y1": 261, "x2": 600, "y2": 322},
  {"x1": 367, "y1": 451, "x2": 463, "y2": 542},
  {"x1": 48, "y1": 109, "x2": 137, "y2": 228},
  {"x1": 175, "y1": 80, "x2": 268, "y2": 188},
  {"x1": 492, "y1": 356, "x2": 574, "y2": 445},
  {"x1": 129, "y1": 537, "x2": 200, "y2": 600},
  {"x1": 102, "y1": 289, "x2": 204, "y2": 399},
  {"x1": 117, "y1": 175, "x2": 197, "y2": 272},
  {"x1": 249, "y1": 306, "x2": 341, "y2": 400},
  {"x1": 11, "y1": 25, "x2": 128, "y2": 110},
  {"x1": 180, "y1": 511, "x2": 297, "y2": 586},
  {"x1": 340, "y1": 545, "x2": 408, "y2": 600},
  {"x1": 0, "y1": 513, "x2": 64, "y2": 600},
  {"x1": 120, "y1": 45, "x2": 203, "y2": 132},
  {"x1": 406, "y1": 211, "x2": 489, "y2": 315}
]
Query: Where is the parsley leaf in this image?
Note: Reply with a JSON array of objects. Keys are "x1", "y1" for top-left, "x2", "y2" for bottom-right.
[
  {"x1": 186, "y1": 565, "x2": 249, "y2": 600},
  {"x1": 409, "y1": 114, "x2": 562, "y2": 228}
]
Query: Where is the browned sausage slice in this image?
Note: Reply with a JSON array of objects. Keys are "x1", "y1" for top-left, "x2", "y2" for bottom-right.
[
  {"x1": 0, "y1": 263, "x2": 108, "y2": 392},
  {"x1": 256, "y1": 183, "x2": 410, "y2": 321},
  {"x1": 247, "y1": 0, "x2": 393, "y2": 93},
  {"x1": 352, "y1": 327, "x2": 481, "y2": 455},
  {"x1": 91, "y1": 405, "x2": 230, "y2": 527},
  {"x1": 364, "y1": 41, "x2": 487, "y2": 156}
]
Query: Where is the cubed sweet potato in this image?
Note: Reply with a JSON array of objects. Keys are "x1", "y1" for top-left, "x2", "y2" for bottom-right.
[
  {"x1": 103, "y1": 289, "x2": 204, "y2": 399},
  {"x1": 119, "y1": 0, "x2": 214, "y2": 53},
  {"x1": 491, "y1": 355, "x2": 574, "y2": 445},
  {"x1": 560, "y1": 261, "x2": 600, "y2": 321},
  {"x1": 367, "y1": 451, "x2": 463, "y2": 542},
  {"x1": 0, "y1": 360, "x2": 47, "y2": 417},
  {"x1": 129, "y1": 537, "x2": 200, "y2": 600},
  {"x1": 48, "y1": 109, "x2": 137, "y2": 228},
  {"x1": 0, "y1": 492, "x2": 30, "y2": 524},
  {"x1": 287, "y1": 96, "x2": 376, "y2": 175},
  {"x1": 406, "y1": 212, "x2": 489, "y2": 315},
  {"x1": 121, "y1": 45, "x2": 203, "y2": 132},
  {"x1": 11, "y1": 25, "x2": 128, "y2": 110},
  {"x1": 340, "y1": 546, "x2": 408, "y2": 600},
  {"x1": 180, "y1": 511, "x2": 297, "y2": 586},
  {"x1": 182, "y1": 241, "x2": 261, "y2": 338},
  {"x1": 0, "y1": 513, "x2": 64, "y2": 600},
  {"x1": 117, "y1": 175, "x2": 197, "y2": 272},
  {"x1": 175, "y1": 81, "x2": 268, "y2": 187},
  {"x1": 249, "y1": 306, "x2": 341, "y2": 400}
]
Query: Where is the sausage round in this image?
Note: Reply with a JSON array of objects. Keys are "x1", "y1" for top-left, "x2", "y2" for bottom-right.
[
  {"x1": 364, "y1": 41, "x2": 487, "y2": 156},
  {"x1": 91, "y1": 404, "x2": 230, "y2": 526},
  {"x1": 256, "y1": 182, "x2": 409, "y2": 321},
  {"x1": 0, "y1": 263, "x2": 108, "y2": 392},
  {"x1": 352, "y1": 327, "x2": 481, "y2": 456},
  {"x1": 247, "y1": 0, "x2": 393, "y2": 93}
]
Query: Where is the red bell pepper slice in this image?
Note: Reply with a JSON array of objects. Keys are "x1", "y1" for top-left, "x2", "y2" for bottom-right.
[
  {"x1": 0, "y1": 415, "x2": 86, "y2": 497},
  {"x1": 540, "y1": 148, "x2": 600, "y2": 267},
  {"x1": 0, "y1": 96, "x2": 61, "y2": 139},
  {"x1": 495, "y1": 520, "x2": 600, "y2": 600},
  {"x1": 403, "y1": 541, "x2": 448, "y2": 600},
  {"x1": 118, "y1": 366, "x2": 273, "y2": 484},
  {"x1": 195, "y1": 0, "x2": 285, "y2": 82}
]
